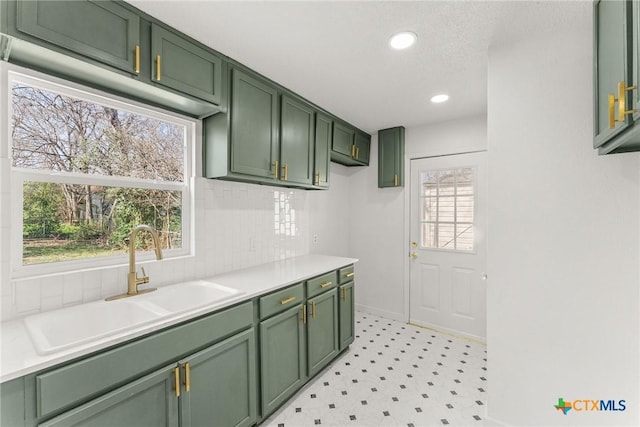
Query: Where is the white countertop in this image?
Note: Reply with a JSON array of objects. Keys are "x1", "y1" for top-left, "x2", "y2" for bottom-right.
[{"x1": 0, "y1": 254, "x2": 357, "y2": 383}]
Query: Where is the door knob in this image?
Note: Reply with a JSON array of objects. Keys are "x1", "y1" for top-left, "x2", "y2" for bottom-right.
[{"x1": 410, "y1": 252, "x2": 418, "y2": 259}]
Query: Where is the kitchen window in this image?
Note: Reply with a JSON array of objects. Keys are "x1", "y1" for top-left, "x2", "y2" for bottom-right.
[{"x1": 6, "y1": 66, "x2": 195, "y2": 277}]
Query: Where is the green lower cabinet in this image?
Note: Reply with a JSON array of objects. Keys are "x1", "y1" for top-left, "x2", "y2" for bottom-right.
[
  {"x1": 307, "y1": 289, "x2": 339, "y2": 377},
  {"x1": 39, "y1": 364, "x2": 179, "y2": 427},
  {"x1": 338, "y1": 282, "x2": 355, "y2": 350},
  {"x1": 259, "y1": 304, "x2": 307, "y2": 417},
  {"x1": 1, "y1": 377, "x2": 27, "y2": 427},
  {"x1": 179, "y1": 328, "x2": 257, "y2": 427}
]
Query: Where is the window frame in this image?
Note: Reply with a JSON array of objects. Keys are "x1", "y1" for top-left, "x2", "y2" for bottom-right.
[{"x1": 5, "y1": 64, "x2": 196, "y2": 279}]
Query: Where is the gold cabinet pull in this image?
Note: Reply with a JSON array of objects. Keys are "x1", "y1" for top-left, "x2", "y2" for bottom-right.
[
  {"x1": 301, "y1": 304, "x2": 307, "y2": 324},
  {"x1": 273, "y1": 160, "x2": 279, "y2": 179},
  {"x1": 609, "y1": 81, "x2": 637, "y2": 129},
  {"x1": 184, "y1": 363, "x2": 191, "y2": 392},
  {"x1": 345, "y1": 272, "x2": 355, "y2": 278},
  {"x1": 341, "y1": 287, "x2": 347, "y2": 301},
  {"x1": 134, "y1": 45, "x2": 140, "y2": 74},
  {"x1": 355, "y1": 147, "x2": 360, "y2": 159},
  {"x1": 155, "y1": 55, "x2": 161, "y2": 81},
  {"x1": 282, "y1": 163, "x2": 288, "y2": 181},
  {"x1": 351, "y1": 144, "x2": 356, "y2": 157},
  {"x1": 174, "y1": 367, "x2": 180, "y2": 397},
  {"x1": 311, "y1": 301, "x2": 316, "y2": 318},
  {"x1": 280, "y1": 296, "x2": 296, "y2": 305},
  {"x1": 315, "y1": 172, "x2": 320, "y2": 186},
  {"x1": 394, "y1": 173, "x2": 399, "y2": 186},
  {"x1": 320, "y1": 281, "x2": 332, "y2": 288}
]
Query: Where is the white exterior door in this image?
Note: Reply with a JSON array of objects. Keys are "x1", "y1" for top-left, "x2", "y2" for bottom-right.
[{"x1": 409, "y1": 152, "x2": 487, "y2": 340}]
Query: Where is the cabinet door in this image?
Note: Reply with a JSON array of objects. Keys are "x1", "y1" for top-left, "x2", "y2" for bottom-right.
[
  {"x1": 280, "y1": 95, "x2": 315, "y2": 185},
  {"x1": 17, "y1": 0, "x2": 140, "y2": 74},
  {"x1": 332, "y1": 122, "x2": 355, "y2": 157},
  {"x1": 307, "y1": 289, "x2": 339, "y2": 377},
  {"x1": 378, "y1": 126, "x2": 405, "y2": 188},
  {"x1": 314, "y1": 113, "x2": 332, "y2": 188},
  {"x1": 230, "y1": 69, "x2": 279, "y2": 180},
  {"x1": 179, "y1": 328, "x2": 257, "y2": 427},
  {"x1": 594, "y1": 0, "x2": 633, "y2": 148},
  {"x1": 353, "y1": 132, "x2": 370, "y2": 165},
  {"x1": 39, "y1": 364, "x2": 178, "y2": 427},
  {"x1": 260, "y1": 304, "x2": 307, "y2": 417},
  {"x1": 151, "y1": 23, "x2": 223, "y2": 104},
  {"x1": 339, "y1": 282, "x2": 355, "y2": 350}
]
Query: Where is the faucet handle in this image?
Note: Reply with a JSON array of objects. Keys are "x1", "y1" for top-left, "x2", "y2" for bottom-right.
[{"x1": 140, "y1": 267, "x2": 147, "y2": 278}]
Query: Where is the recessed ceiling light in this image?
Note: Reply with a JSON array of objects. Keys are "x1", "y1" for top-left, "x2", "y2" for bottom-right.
[
  {"x1": 430, "y1": 94, "x2": 450, "y2": 104},
  {"x1": 389, "y1": 31, "x2": 417, "y2": 50}
]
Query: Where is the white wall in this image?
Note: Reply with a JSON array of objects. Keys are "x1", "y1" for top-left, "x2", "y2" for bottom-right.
[
  {"x1": 486, "y1": 12, "x2": 640, "y2": 427},
  {"x1": 343, "y1": 116, "x2": 487, "y2": 321}
]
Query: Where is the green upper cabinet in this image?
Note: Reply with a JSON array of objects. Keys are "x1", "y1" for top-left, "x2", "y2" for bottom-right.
[
  {"x1": 354, "y1": 132, "x2": 371, "y2": 165},
  {"x1": 230, "y1": 68, "x2": 280, "y2": 180},
  {"x1": 150, "y1": 23, "x2": 223, "y2": 104},
  {"x1": 15, "y1": 0, "x2": 140, "y2": 74},
  {"x1": 280, "y1": 95, "x2": 315, "y2": 186},
  {"x1": 378, "y1": 126, "x2": 405, "y2": 188},
  {"x1": 331, "y1": 122, "x2": 371, "y2": 166},
  {"x1": 314, "y1": 113, "x2": 332, "y2": 188},
  {"x1": 332, "y1": 122, "x2": 355, "y2": 158},
  {"x1": 594, "y1": 0, "x2": 640, "y2": 154}
]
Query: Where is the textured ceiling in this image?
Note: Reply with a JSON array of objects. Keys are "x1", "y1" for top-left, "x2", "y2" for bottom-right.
[{"x1": 126, "y1": 0, "x2": 591, "y2": 133}]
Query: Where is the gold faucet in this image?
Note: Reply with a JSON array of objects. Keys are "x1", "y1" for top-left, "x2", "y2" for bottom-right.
[{"x1": 106, "y1": 225, "x2": 163, "y2": 301}]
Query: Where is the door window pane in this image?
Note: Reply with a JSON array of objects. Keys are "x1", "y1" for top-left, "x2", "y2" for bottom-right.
[{"x1": 419, "y1": 167, "x2": 475, "y2": 251}]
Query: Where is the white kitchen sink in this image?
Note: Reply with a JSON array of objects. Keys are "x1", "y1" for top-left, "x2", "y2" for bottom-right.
[
  {"x1": 24, "y1": 299, "x2": 160, "y2": 355},
  {"x1": 24, "y1": 279, "x2": 244, "y2": 355},
  {"x1": 135, "y1": 280, "x2": 244, "y2": 314}
]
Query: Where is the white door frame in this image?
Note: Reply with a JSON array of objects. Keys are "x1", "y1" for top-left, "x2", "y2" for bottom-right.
[{"x1": 402, "y1": 149, "x2": 488, "y2": 325}]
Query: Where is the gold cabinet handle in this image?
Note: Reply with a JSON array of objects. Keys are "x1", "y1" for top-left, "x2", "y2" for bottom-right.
[
  {"x1": 282, "y1": 163, "x2": 288, "y2": 181},
  {"x1": 341, "y1": 287, "x2": 347, "y2": 301},
  {"x1": 320, "y1": 281, "x2": 332, "y2": 288},
  {"x1": 184, "y1": 363, "x2": 190, "y2": 392},
  {"x1": 355, "y1": 147, "x2": 360, "y2": 159},
  {"x1": 311, "y1": 301, "x2": 316, "y2": 318},
  {"x1": 273, "y1": 160, "x2": 279, "y2": 179},
  {"x1": 345, "y1": 272, "x2": 355, "y2": 278},
  {"x1": 610, "y1": 81, "x2": 637, "y2": 129},
  {"x1": 394, "y1": 173, "x2": 399, "y2": 186},
  {"x1": 155, "y1": 55, "x2": 161, "y2": 81},
  {"x1": 174, "y1": 367, "x2": 180, "y2": 397},
  {"x1": 351, "y1": 144, "x2": 356, "y2": 157},
  {"x1": 301, "y1": 304, "x2": 307, "y2": 324},
  {"x1": 134, "y1": 45, "x2": 140, "y2": 74},
  {"x1": 619, "y1": 81, "x2": 636, "y2": 121},
  {"x1": 315, "y1": 172, "x2": 320, "y2": 186},
  {"x1": 280, "y1": 296, "x2": 296, "y2": 305}
]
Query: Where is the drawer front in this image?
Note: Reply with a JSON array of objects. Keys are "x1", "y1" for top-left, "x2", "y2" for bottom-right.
[
  {"x1": 306, "y1": 271, "x2": 337, "y2": 298},
  {"x1": 338, "y1": 265, "x2": 355, "y2": 284},
  {"x1": 259, "y1": 283, "x2": 304, "y2": 320},
  {"x1": 36, "y1": 301, "x2": 253, "y2": 419}
]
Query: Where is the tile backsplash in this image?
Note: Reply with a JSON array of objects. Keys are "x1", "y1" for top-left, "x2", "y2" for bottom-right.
[{"x1": 0, "y1": 177, "x2": 310, "y2": 321}]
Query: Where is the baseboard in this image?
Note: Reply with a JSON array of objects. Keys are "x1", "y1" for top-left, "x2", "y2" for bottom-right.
[{"x1": 354, "y1": 304, "x2": 405, "y2": 322}]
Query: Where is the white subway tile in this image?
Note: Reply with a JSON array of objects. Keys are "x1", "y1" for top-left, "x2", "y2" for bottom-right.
[{"x1": 16, "y1": 278, "x2": 41, "y2": 314}]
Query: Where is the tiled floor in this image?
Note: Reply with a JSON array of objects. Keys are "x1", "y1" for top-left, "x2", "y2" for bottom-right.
[{"x1": 262, "y1": 311, "x2": 487, "y2": 427}]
